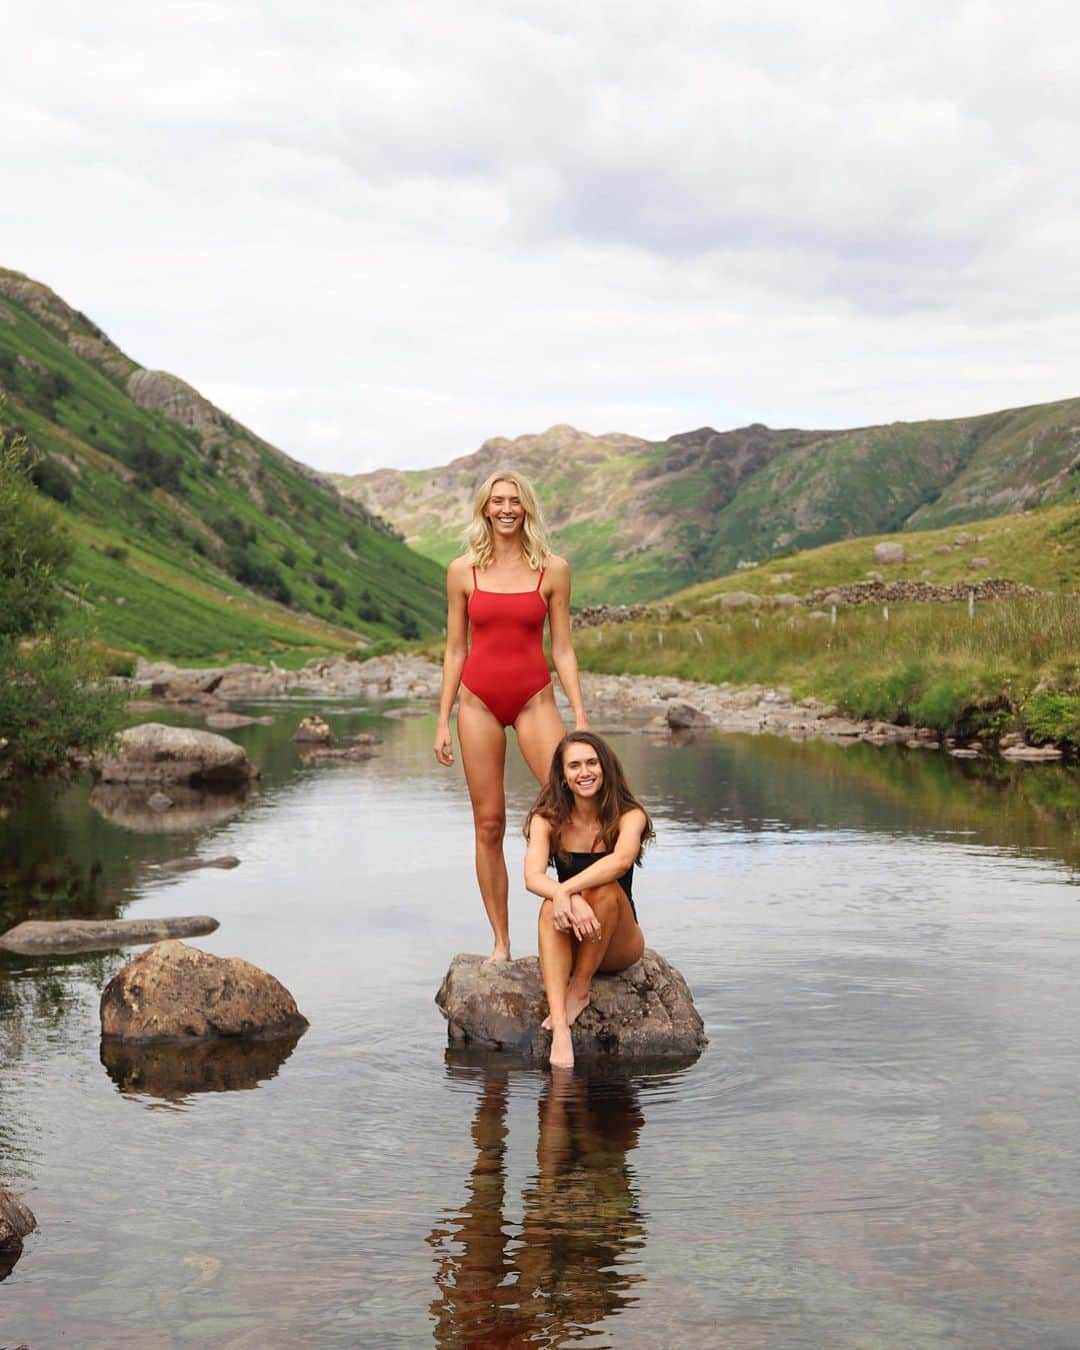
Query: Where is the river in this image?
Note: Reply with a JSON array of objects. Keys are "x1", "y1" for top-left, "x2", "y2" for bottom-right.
[{"x1": 1, "y1": 703, "x2": 1079, "y2": 1347}]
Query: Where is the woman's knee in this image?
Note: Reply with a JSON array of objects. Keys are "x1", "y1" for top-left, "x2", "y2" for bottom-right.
[
  {"x1": 473, "y1": 812, "x2": 506, "y2": 849},
  {"x1": 580, "y1": 882, "x2": 621, "y2": 912}
]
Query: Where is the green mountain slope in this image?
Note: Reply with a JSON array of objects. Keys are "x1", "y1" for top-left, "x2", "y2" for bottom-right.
[
  {"x1": 332, "y1": 400, "x2": 1080, "y2": 605},
  {"x1": 0, "y1": 268, "x2": 444, "y2": 664}
]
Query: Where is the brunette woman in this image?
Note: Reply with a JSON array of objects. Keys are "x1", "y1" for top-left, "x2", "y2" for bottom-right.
[
  {"x1": 434, "y1": 471, "x2": 588, "y2": 963},
  {"x1": 525, "y1": 732, "x2": 653, "y2": 1069}
]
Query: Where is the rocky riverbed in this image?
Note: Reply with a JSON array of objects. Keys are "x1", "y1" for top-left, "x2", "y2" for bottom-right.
[{"x1": 128, "y1": 651, "x2": 1067, "y2": 758}]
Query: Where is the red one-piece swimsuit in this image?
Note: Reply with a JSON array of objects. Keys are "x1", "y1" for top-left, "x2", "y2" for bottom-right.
[{"x1": 461, "y1": 566, "x2": 551, "y2": 726}]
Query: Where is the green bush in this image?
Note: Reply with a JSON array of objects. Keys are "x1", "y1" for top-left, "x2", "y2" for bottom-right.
[
  {"x1": 0, "y1": 423, "x2": 125, "y2": 775},
  {"x1": 0, "y1": 438, "x2": 72, "y2": 639},
  {"x1": 1022, "y1": 690, "x2": 1080, "y2": 745},
  {"x1": 31, "y1": 456, "x2": 74, "y2": 503},
  {"x1": 0, "y1": 637, "x2": 125, "y2": 774}
]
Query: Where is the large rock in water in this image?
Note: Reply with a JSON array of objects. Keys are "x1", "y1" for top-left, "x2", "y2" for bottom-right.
[
  {"x1": 95, "y1": 723, "x2": 257, "y2": 787},
  {"x1": 0, "y1": 1189, "x2": 36, "y2": 1252},
  {"x1": 100, "y1": 940, "x2": 308, "y2": 1043},
  {"x1": 435, "y1": 951, "x2": 707, "y2": 1060}
]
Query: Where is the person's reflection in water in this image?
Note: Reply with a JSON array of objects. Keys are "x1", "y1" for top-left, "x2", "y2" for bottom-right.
[{"x1": 429, "y1": 1056, "x2": 646, "y2": 1347}]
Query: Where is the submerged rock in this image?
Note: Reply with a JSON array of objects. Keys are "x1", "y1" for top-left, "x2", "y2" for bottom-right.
[
  {"x1": 0, "y1": 915, "x2": 219, "y2": 956},
  {"x1": 94, "y1": 723, "x2": 257, "y2": 787},
  {"x1": 435, "y1": 950, "x2": 707, "y2": 1060},
  {"x1": 158, "y1": 855, "x2": 240, "y2": 875},
  {"x1": 100, "y1": 939, "x2": 308, "y2": 1044}
]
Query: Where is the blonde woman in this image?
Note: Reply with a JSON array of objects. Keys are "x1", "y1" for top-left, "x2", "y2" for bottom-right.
[{"x1": 435, "y1": 471, "x2": 588, "y2": 963}]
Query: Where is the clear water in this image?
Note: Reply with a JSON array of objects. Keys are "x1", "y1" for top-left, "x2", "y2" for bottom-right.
[{"x1": 2, "y1": 707, "x2": 1080, "y2": 1347}]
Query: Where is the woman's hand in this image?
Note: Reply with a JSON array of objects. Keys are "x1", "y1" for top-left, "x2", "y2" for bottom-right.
[
  {"x1": 433, "y1": 723, "x2": 454, "y2": 766},
  {"x1": 574, "y1": 714, "x2": 590, "y2": 731},
  {"x1": 569, "y1": 893, "x2": 601, "y2": 942},
  {"x1": 552, "y1": 884, "x2": 575, "y2": 932}
]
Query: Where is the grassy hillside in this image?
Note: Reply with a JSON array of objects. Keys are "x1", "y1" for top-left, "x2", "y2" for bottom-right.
[
  {"x1": 0, "y1": 269, "x2": 444, "y2": 665},
  {"x1": 573, "y1": 504, "x2": 1080, "y2": 747},
  {"x1": 333, "y1": 400, "x2": 1080, "y2": 605},
  {"x1": 672, "y1": 503, "x2": 1080, "y2": 603}
]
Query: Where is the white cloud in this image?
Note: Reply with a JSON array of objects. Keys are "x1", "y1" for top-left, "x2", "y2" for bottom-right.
[{"x1": 3, "y1": 0, "x2": 1080, "y2": 471}]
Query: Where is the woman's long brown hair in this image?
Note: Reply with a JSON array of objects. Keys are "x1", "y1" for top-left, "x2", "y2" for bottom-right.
[{"x1": 525, "y1": 731, "x2": 654, "y2": 864}]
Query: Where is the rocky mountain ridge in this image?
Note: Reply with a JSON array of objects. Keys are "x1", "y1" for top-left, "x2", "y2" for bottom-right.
[{"x1": 332, "y1": 400, "x2": 1080, "y2": 604}]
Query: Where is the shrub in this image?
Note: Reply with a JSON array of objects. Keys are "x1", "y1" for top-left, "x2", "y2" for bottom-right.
[
  {"x1": 0, "y1": 636, "x2": 126, "y2": 775},
  {"x1": 0, "y1": 438, "x2": 72, "y2": 639},
  {"x1": 103, "y1": 544, "x2": 129, "y2": 563},
  {"x1": 226, "y1": 547, "x2": 292, "y2": 606},
  {"x1": 1022, "y1": 690, "x2": 1080, "y2": 745},
  {"x1": 30, "y1": 456, "x2": 73, "y2": 503},
  {"x1": 0, "y1": 421, "x2": 125, "y2": 775}
]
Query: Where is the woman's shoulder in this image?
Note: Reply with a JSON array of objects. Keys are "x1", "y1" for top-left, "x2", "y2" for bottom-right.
[
  {"x1": 527, "y1": 809, "x2": 554, "y2": 839},
  {"x1": 619, "y1": 806, "x2": 648, "y2": 831},
  {"x1": 447, "y1": 554, "x2": 474, "y2": 579}
]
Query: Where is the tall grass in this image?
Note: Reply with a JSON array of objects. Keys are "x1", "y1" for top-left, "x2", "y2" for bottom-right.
[{"x1": 577, "y1": 595, "x2": 1080, "y2": 742}]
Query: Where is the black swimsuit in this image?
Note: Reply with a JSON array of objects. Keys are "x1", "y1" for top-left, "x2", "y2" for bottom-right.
[{"x1": 553, "y1": 851, "x2": 637, "y2": 921}]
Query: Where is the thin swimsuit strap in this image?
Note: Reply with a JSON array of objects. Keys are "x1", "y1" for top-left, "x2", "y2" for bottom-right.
[{"x1": 535, "y1": 568, "x2": 545, "y2": 590}]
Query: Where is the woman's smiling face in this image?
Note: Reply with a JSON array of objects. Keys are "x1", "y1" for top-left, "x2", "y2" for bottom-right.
[
  {"x1": 562, "y1": 741, "x2": 603, "y2": 799},
  {"x1": 484, "y1": 480, "x2": 524, "y2": 536}
]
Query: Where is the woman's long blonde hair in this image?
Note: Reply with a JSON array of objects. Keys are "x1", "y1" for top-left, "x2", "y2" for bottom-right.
[{"x1": 464, "y1": 469, "x2": 551, "y2": 571}]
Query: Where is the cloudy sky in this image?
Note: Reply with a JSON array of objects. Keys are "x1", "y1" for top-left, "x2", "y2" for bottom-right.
[{"x1": 5, "y1": 1, "x2": 1080, "y2": 472}]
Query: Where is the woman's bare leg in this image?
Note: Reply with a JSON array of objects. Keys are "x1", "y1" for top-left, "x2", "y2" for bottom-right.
[
  {"x1": 514, "y1": 687, "x2": 567, "y2": 785},
  {"x1": 563, "y1": 884, "x2": 644, "y2": 1026},
  {"x1": 458, "y1": 691, "x2": 511, "y2": 962},
  {"x1": 537, "y1": 899, "x2": 576, "y2": 1068}
]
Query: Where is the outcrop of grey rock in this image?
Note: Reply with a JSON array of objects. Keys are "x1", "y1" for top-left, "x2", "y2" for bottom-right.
[
  {"x1": 0, "y1": 1189, "x2": 36, "y2": 1253},
  {"x1": 435, "y1": 950, "x2": 707, "y2": 1060},
  {"x1": 100, "y1": 940, "x2": 308, "y2": 1044},
  {"x1": 94, "y1": 723, "x2": 258, "y2": 786},
  {"x1": 0, "y1": 915, "x2": 219, "y2": 956}
]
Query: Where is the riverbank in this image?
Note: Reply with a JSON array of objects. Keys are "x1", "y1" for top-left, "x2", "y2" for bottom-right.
[
  {"x1": 130, "y1": 651, "x2": 1067, "y2": 760},
  {"x1": 574, "y1": 593, "x2": 1080, "y2": 755}
]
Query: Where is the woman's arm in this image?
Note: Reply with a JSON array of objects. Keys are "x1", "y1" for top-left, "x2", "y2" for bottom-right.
[
  {"x1": 546, "y1": 809, "x2": 647, "y2": 896},
  {"x1": 525, "y1": 815, "x2": 594, "y2": 936},
  {"x1": 545, "y1": 555, "x2": 588, "y2": 730},
  {"x1": 524, "y1": 814, "x2": 560, "y2": 900},
  {"x1": 434, "y1": 558, "x2": 470, "y2": 766}
]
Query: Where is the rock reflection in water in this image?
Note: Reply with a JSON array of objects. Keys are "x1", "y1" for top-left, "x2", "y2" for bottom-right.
[
  {"x1": 429, "y1": 1051, "x2": 651, "y2": 1347},
  {"x1": 88, "y1": 783, "x2": 251, "y2": 834},
  {"x1": 100, "y1": 1029, "x2": 304, "y2": 1102}
]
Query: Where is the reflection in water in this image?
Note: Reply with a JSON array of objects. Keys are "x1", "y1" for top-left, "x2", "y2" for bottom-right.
[
  {"x1": 430, "y1": 1054, "x2": 647, "y2": 1347},
  {"x1": 100, "y1": 1028, "x2": 305, "y2": 1101},
  {"x1": 88, "y1": 783, "x2": 251, "y2": 834}
]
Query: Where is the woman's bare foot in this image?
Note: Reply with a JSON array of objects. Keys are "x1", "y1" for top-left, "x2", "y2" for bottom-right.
[
  {"x1": 549, "y1": 1024, "x2": 574, "y2": 1069},
  {"x1": 541, "y1": 986, "x2": 590, "y2": 1031},
  {"x1": 483, "y1": 943, "x2": 511, "y2": 966}
]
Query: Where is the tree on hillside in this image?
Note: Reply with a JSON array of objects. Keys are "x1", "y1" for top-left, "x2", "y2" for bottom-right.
[{"x1": 0, "y1": 422, "x2": 125, "y2": 778}]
